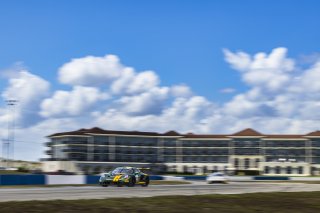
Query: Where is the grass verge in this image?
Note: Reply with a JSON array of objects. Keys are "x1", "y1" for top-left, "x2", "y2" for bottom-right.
[{"x1": 0, "y1": 192, "x2": 320, "y2": 212}]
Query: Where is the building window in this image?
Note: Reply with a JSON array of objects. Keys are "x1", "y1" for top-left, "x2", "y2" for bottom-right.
[
  {"x1": 275, "y1": 166, "x2": 281, "y2": 174},
  {"x1": 298, "y1": 166, "x2": 304, "y2": 174},
  {"x1": 244, "y1": 158, "x2": 250, "y2": 169},
  {"x1": 203, "y1": 166, "x2": 207, "y2": 174},
  {"x1": 286, "y1": 166, "x2": 292, "y2": 174},
  {"x1": 234, "y1": 158, "x2": 239, "y2": 169},
  {"x1": 255, "y1": 159, "x2": 260, "y2": 168},
  {"x1": 183, "y1": 166, "x2": 188, "y2": 173},
  {"x1": 264, "y1": 166, "x2": 269, "y2": 174}
]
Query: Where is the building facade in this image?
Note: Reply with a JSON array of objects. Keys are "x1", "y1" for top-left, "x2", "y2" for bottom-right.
[{"x1": 42, "y1": 127, "x2": 320, "y2": 176}]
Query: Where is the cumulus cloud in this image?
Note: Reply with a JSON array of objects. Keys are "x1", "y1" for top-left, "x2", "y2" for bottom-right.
[
  {"x1": 111, "y1": 69, "x2": 160, "y2": 95},
  {"x1": 221, "y1": 47, "x2": 320, "y2": 133},
  {"x1": 1, "y1": 70, "x2": 50, "y2": 126},
  {"x1": 94, "y1": 95, "x2": 215, "y2": 133},
  {"x1": 115, "y1": 87, "x2": 169, "y2": 115},
  {"x1": 58, "y1": 55, "x2": 124, "y2": 86},
  {"x1": 224, "y1": 47, "x2": 295, "y2": 91},
  {"x1": 170, "y1": 84, "x2": 193, "y2": 97},
  {"x1": 40, "y1": 86, "x2": 109, "y2": 117}
]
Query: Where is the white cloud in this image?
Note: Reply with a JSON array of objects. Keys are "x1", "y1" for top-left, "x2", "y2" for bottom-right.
[
  {"x1": 58, "y1": 55, "x2": 124, "y2": 86},
  {"x1": 94, "y1": 95, "x2": 215, "y2": 133},
  {"x1": 170, "y1": 84, "x2": 193, "y2": 97},
  {"x1": 224, "y1": 47, "x2": 295, "y2": 91},
  {"x1": 40, "y1": 86, "x2": 109, "y2": 117},
  {"x1": 115, "y1": 87, "x2": 169, "y2": 115},
  {"x1": 111, "y1": 69, "x2": 160, "y2": 95},
  {"x1": 219, "y1": 88, "x2": 236, "y2": 94},
  {"x1": 1, "y1": 70, "x2": 50, "y2": 126}
]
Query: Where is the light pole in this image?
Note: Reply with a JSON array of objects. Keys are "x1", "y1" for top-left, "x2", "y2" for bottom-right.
[{"x1": 5, "y1": 99, "x2": 18, "y2": 168}]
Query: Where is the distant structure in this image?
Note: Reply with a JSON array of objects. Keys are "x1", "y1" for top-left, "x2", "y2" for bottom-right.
[
  {"x1": 1, "y1": 99, "x2": 18, "y2": 168},
  {"x1": 42, "y1": 127, "x2": 320, "y2": 176}
]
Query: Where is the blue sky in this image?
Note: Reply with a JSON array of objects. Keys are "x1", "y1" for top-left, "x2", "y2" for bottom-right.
[
  {"x1": 0, "y1": 0, "x2": 320, "y2": 160},
  {"x1": 1, "y1": 0, "x2": 319, "y2": 101}
]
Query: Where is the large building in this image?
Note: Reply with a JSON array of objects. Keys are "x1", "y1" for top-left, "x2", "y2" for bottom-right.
[{"x1": 42, "y1": 127, "x2": 320, "y2": 176}]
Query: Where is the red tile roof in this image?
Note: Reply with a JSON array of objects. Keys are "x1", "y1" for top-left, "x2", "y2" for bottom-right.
[
  {"x1": 48, "y1": 127, "x2": 320, "y2": 139},
  {"x1": 231, "y1": 128, "x2": 263, "y2": 136},
  {"x1": 306, "y1": 131, "x2": 320, "y2": 136}
]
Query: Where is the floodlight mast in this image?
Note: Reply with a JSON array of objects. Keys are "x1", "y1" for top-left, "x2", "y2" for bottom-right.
[{"x1": 5, "y1": 99, "x2": 18, "y2": 168}]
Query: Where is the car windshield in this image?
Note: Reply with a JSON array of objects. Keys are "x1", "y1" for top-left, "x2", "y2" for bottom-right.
[{"x1": 111, "y1": 167, "x2": 134, "y2": 175}]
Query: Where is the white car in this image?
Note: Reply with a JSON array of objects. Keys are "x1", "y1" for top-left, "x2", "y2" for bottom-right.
[{"x1": 206, "y1": 172, "x2": 229, "y2": 184}]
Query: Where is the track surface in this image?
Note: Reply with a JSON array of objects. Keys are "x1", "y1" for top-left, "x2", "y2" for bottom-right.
[{"x1": 1, "y1": 182, "x2": 320, "y2": 202}]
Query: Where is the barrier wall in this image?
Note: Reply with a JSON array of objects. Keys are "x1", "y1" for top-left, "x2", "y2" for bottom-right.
[
  {"x1": 0, "y1": 175, "x2": 163, "y2": 185},
  {"x1": 46, "y1": 175, "x2": 85, "y2": 185},
  {"x1": 1, "y1": 175, "x2": 320, "y2": 185},
  {"x1": 0, "y1": 175, "x2": 45, "y2": 185}
]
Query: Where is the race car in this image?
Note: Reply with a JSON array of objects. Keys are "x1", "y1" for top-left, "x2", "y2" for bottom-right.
[
  {"x1": 206, "y1": 172, "x2": 229, "y2": 184},
  {"x1": 99, "y1": 167, "x2": 150, "y2": 187}
]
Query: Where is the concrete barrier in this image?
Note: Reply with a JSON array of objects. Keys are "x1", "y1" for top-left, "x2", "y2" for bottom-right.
[
  {"x1": 291, "y1": 177, "x2": 320, "y2": 181},
  {"x1": 162, "y1": 176, "x2": 184, "y2": 181},
  {"x1": 229, "y1": 176, "x2": 252, "y2": 181},
  {"x1": 46, "y1": 175, "x2": 85, "y2": 185}
]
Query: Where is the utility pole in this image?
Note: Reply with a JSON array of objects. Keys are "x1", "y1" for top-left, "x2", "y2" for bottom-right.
[{"x1": 5, "y1": 99, "x2": 18, "y2": 168}]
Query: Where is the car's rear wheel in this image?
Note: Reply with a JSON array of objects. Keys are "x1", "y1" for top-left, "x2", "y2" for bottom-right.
[
  {"x1": 127, "y1": 176, "x2": 136, "y2": 187},
  {"x1": 141, "y1": 176, "x2": 149, "y2": 187}
]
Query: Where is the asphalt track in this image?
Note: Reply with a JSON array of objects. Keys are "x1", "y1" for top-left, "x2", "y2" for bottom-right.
[{"x1": 1, "y1": 182, "x2": 320, "y2": 202}]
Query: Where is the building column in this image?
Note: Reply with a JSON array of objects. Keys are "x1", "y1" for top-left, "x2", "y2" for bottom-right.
[
  {"x1": 87, "y1": 136, "x2": 94, "y2": 161},
  {"x1": 305, "y1": 140, "x2": 312, "y2": 163},
  {"x1": 176, "y1": 139, "x2": 183, "y2": 163},
  {"x1": 109, "y1": 136, "x2": 116, "y2": 161},
  {"x1": 157, "y1": 138, "x2": 164, "y2": 162}
]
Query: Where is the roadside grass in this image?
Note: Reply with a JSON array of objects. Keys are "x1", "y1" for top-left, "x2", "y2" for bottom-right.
[
  {"x1": 0, "y1": 180, "x2": 190, "y2": 188},
  {"x1": 0, "y1": 192, "x2": 320, "y2": 212}
]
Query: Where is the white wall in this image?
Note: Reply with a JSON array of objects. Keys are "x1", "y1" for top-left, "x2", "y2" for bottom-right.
[{"x1": 46, "y1": 175, "x2": 86, "y2": 185}]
